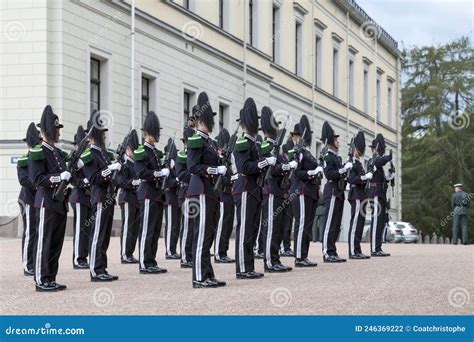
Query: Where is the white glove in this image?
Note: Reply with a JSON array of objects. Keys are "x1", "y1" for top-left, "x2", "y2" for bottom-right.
[
  {"x1": 160, "y1": 168, "x2": 170, "y2": 177},
  {"x1": 230, "y1": 174, "x2": 239, "y2": 181},
  {"x1": 361, "y1": 172, "x2": 373, "y2": 181},
  {"x1": 206, "y1": 167, "x2": 218, "y2": 175},
  {"x1": 289, "y1": 160, "x2": 298, "y2": 169},
  {"x1": 108, "y1": 162, "x2": 122, "y2": 171},
  {"x1": 169, "y1": 159, "x2": 175, "y2": 170},
  {"x1": 217, "y1": 165, "x2": 227, "y2": 175},
  {"x1": 315, "y1": 166, "x2": 323, "y2": 175},
  {"x1": 83, "y1": 178, "x2": 89, "y2": 185},
  {"x1": 385, "y1": 172, "x2": 395, "y2": 181},
  {"x1": 76, "y1": 159, "x2": 84, "y2": 169},
  {"x1": 282, "y1": 163, "x2": 291, "y2": 171},
  {"x1": 344, "y1": 162, "x2": 353, "y2": 171},
  {"x1": 60, "y1": 171, "x2": 71, "y2": 181},
  {"x1": 266, "y1": 157, "x2": 277, "y2": 166},
  {"x1": 132, "y1": 179, "x2": 141, "y2": 186}
]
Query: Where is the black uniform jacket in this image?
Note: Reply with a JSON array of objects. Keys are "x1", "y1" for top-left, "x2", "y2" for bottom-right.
[
  {"x1": 17, "y1": 152, "x2": 36, "y2": 206},
  {"x1": 368, "y1": 154, "x2": 392, "y2": 200},
  {"x1": 29, "y1": 141, "x2": 68, "y2": 214},
  {"x1": 322, "y1": 148, "x2": 345, "y2": 200},
  {"x1": 176, "y1": 149, "x2": 190, "y2": 201},
  {"x1": 117, "y1": 157, "x2": 140, "y2": 208},
  {"x1": 134, "y1": 141, "x2": 165, "y2": 203},
  {"x1": 347, "y1": 158, "x2": 368, "y2": 201},
  {"x1": 261, "y1": 139, "x2": 288, "y2": 198},
  {"x1": 290, "y1": 147, "x2": 319, "y2": 201},
  {"x1": 186, "y1": 130, "x2": 220, "y2": 201},
  {"x1": 81, "y1": 144, "x2": 113, "y2": 205},
  {"x1": 69, "y1": 168, "x2": 91, "y2": 207}
]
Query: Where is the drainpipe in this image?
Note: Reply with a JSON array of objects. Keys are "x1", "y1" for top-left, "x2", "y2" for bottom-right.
[
  {"x1": 311, "y1": 0, "x2": 315, "y2": 150},
  {"x1": 345, "y1": 10, "x2": 349, "y2": 143},
  {"x1": 243, "y1": 0, "x2": 247, "y2": 101},
  {"x1": 397, "y1": 56, "x2": 402, "y2": 220},
  {"x1": 130, "y1": 0, "x2": 135, "y2": 129}
]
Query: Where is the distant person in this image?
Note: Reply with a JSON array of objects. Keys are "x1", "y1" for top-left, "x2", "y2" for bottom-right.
[{"x1": 451, "y1": 183, "x2": 470, "y2": 245}]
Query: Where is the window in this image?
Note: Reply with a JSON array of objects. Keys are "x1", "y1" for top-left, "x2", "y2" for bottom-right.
[
  {"x1": 141, "y1": 77, "x2": 150, "y2": 118},
  {"x1": 183, "y1": 91, "x2": 191, "y2": 123},
  {"x1": 218, "y1": 0, "x2": 224, "y2": 28},
  {"x1": 90, "y1": 58, "x2": 100, "y2": 112},
  {"x1": 272, "y1": 4, "x2": 281, "y2": 62},
  {"x1": 183, "y1": 0, "x2": 189, "y2": 9},
  {"x1": 332, "y1": 47, "x2": 339, "y2": 97},
  {"x1": 249, "y1": 0, "x2": 253, "y2": 45},
  {"x1": 387, "y1": 81, "x2": 393, "y2": 126},
  {"x1": 363, "y1": 64, "x2": 369, "y2": 113},
  {"x1": 349, "y1": 58, "x2": 355, "y2": 106},
  {"x1": 376, "y1": 75, "x2": 381, "y2": 121},
  {"x1": 315, "y1": 35, "x2": 322, "y2": 87},
  {"x1": 295, "y1": 21, "x2": 303, "y2": 75}
]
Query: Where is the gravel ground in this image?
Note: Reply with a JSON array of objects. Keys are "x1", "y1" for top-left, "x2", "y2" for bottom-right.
[{"x1": 0, "y1": 237, "x2": 472, "y2": 315}]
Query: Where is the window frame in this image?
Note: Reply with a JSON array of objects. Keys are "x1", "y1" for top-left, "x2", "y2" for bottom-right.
[{"x1": 90, "y1": 57, "x2": 101, "y2": 112}]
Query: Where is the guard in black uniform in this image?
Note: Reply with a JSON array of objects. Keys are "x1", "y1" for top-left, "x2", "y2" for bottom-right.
[
  {"x1": 18, "y1": 122, "x2": 41, "y2": 276},
  {"x1": 321, "y1": 121, "x2": 351, "y2": 263},
  {"x1": 117, "y1": 129, "x2": 141, "y2": 264},
  {"x1": 368, "y1": 133, "x2": 393, "y2": 257},
  {"x1": 134, "y1": 111, "x2": 169, "y2": 274},
  {"x1": 254, "y1": 134, "x2": 265, "y2": 259},
  {"x1": 177, "y1": 126, "x2": 195, "y2": 268},
  {"x1": 81, "y1": 111, "x2": 120, "y2": 282},
  {"x1": 260, "y1": 107, "x2": 295, "y2": 272},
  {"x1": 69, "y1": 125, "x2": 92, "y2": 269},
  {"x1": 233, "y1": 98, "x2": 269, "y2": 279},
  {"x1": 163, "y1": 138, "x2": 181, "y2": 260},
  {"x1": 29, "y1": 105, "x2": 69, "y2": 291},
  {"x1": 347, "y1": 131, "x2": 372, "y2": 259},
  {"x1": 187, "y1": 92, "x2": 226, "y2": 288},
  {"x1": 280, "y1": 138, "x2": 295, "y2": 257},
  {"x1": 290, "y1": 115, "x2": 321, "y2": 267},
  {"x1": 214, "y1": 128, "x2": 235, "y2": 263}
]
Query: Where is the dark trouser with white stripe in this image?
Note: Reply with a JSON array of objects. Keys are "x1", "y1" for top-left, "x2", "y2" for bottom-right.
[
  {"x1": 72, "y1": 203, "x2": 91, "y2": 266},
  {"x1": 89, "y1": 201, "x2": 114, "y2": 277},
  {"x1": 120, "y1": 203, "x2": 140, "y2": 260},
  {"x1": 262, "y1": 194, "x2": 284, "y2": 267},
  {"x1": 280, "y1": 204, "x2": 293, "y2": 251},
  {"x1": 180, "y1": 198, "x2": 194, "y2": 263},
  {"x1": 165, "y1": 204, "x2": 181, "y2": 256},
  {"x1": 370, "y1": 196, "x2": 386, "y2": 253},
  {"x1": 292, "y1": 194, "x2": 317, "y2": 260},
  {"x1": 348, "y1": 199, "x2": 366, "y2": 256},
  {"x1": 234, "y1": 192, "x2": 261, "y2": 274},
  {"x1": 138, "y1": 199, "x2": 163, "y2": 269},
  {"x1": 322, "y1": 196, "x2": 344, "y2": 258},
  {"x1": 255, "y1": 212, "x2": 264, "y2": 254},
  {"x1": 214, "y1": 201, "x2": 235, "y2": 258},
  {"x1": 20, "y1": 202, "x2": 36, "y2": 272},
  {"x1": 192, "y1": 195, "x2": 218, "y2": 282},
  {"x1": 34, "y1": 207, "x2": 66, "y2": 285}
]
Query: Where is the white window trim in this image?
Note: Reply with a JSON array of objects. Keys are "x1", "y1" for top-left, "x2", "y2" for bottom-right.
[
  {"x1": 348, "y1": 53, "x2": 355, "y2": 106},
  {"x1": 139, "y1": 66, "x2": 160, "y2": 132},
  {"x1": 272, "y1": 1, "x2": 282, "y2": 64},
  {"x1": 217, "y1": 96, "x2": 232, "y2": 133},
  {"x1": 315, "y1": 30, "x2": 323, "y2": 87},
  {"x1": 182, "y1": 83, "x2": 198, "y2": 128},
  {"x1": 332, "y1": 41, "x2": 340, "y2": 97},
  {"x1": 387, "y1": 80, "x2": 393, "y2": 127},
  {"x1": 363, "y1": 62, "x2": 370, "y2": 114},
  {"x1": 222, "y1": 0, "x2": 230, "y2": 31},
  {"x1": 376, "y1": 73, "x2": 381, "y2": 121}
]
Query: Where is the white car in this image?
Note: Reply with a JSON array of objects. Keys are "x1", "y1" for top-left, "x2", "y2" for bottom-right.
[
  {"x1": 385, "y1": 221, "x2": 403, "y2": 243},
  {"x1": 395, "y1": 221, "x2": 419, "y2": 243}
]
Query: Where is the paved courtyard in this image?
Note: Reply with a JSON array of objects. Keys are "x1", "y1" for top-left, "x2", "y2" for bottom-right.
[{"x1": 0, "y1": 237, "x2": 472, "y2": 315}]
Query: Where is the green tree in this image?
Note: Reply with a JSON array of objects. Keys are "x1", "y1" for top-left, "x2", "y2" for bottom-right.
[{"x1": 401, "y1": 37, "x2": 473, "y2": 240}]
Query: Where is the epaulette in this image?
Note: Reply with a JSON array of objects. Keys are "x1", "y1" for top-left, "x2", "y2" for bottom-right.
[
  {"x1": 60, "y1": 149, "x2": 69, "y2": 162},
  {"x1": 107, "y1": 151, "x2": 115, "y2": 161},
  {"x1": 260, "y1": 141, "x2": 272, "y2": 155},
  {"x1": 287, "y1": 149, "x2": 295, "y2": 160},
  {"x1": 29, "y1": 144, "x2": 44, "y2": 161},
  {"x1": 177, "y1": 150, "x2": 187, "y2": 165},
  {"x1": 80, "y1": 148, "x2": 94, "y2": 165},
  {"x1": 134, "y1": 145, "x2": 146, "y2": 161},
  {"x1": 17, "y1": 154, "x2": 29, "y2": 168},
  {"x1": 235, "y1": 136, "x2": 250, "y2": 152},
  {"x1": 188, "y1": 134, "x2": 203, "y2": 149},
  {"x1": 324, "y1": 152, "x2": 331, "y2": 162}
]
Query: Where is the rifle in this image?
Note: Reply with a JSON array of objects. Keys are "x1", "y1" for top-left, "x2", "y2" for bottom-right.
[
  {"x1": 388, "y1": 149, "x2": 395, "y2": 197},
  {"x1": 281, "y1": 127, "x2": 306, "y2": 190},
  {"x1": 317, "y1": 144, "x2": 328, "y2": 183},
  {"x1": 339, "y1": 136, "x2": 355, "y2": 191},
  {"x1": 214, "y1": 126, "x2": 239, "y2": 193},
  {"x1": 264, "y1": 115, "x2": 290, "y2": 182},
  {"x1": 160, "y1": 133, "x2": 177, "y2": 190},
  {"x1": 109, "y1": 129, "x2": 132, "y2": 196},
  {"x1": 53, "y1": 129, "x2": 92, "y2": 201},
  {"x1": 365, "y1": 150, "x2": 378, "y2": 191}
]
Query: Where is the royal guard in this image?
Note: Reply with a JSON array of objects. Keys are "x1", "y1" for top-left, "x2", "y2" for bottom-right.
[
  {"x1": 280, "y1": 138, "x2": 295, "y2": 257},
  {"x1": 29, "y1": 105, "x2": 69, "y2": 291},
  {"x1": 69, "y1": 125, "x2": 92, "y2": 269},
  {"x1": 17, "y1": 122, "x2": 41, "y2": 276},
  {"x1": 187, "y1": 92, "x2": 226, "y2": 288},
  {"x1": 117, "y1": 129, "x2": 141, "y2": 264},
  {"x1": 134, "y1": 111, "x2": 169, "y2": 274},
  {"x1": 347, "y1": 131, "x2": 372, "y2": 259}
]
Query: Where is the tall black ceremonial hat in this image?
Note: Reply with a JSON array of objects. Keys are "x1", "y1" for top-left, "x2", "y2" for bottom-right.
[{"x1": 239, "y1": 97, "x2": 259, "y2": 136}]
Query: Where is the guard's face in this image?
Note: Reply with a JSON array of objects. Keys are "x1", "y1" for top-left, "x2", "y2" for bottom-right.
[
  {"x1": 293, "y1": 135, "x2": 301, "y2": 143},
  {"x1": 54, "y1": 127, "x2": 61, "y2": 142},
  {"x1": 334, "y1": 137, "x2": 340, "y2": 149}
]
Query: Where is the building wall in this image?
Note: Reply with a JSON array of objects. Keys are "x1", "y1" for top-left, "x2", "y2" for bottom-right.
[{"x1": 0, "y1": 0, "x2": 402, "y2": 240}]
